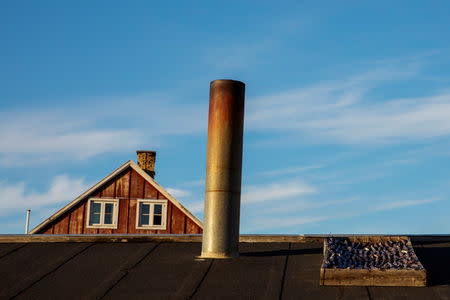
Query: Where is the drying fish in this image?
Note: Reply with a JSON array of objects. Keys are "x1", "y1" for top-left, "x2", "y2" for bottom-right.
[{"x1": 323, "y1": 237, "x2": 424, "y2": 270}]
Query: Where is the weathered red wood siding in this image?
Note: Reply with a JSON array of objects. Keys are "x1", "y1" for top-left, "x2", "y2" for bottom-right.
[
  {"x1": 53, "y1": 214, "x2": 70, "y2": 234},
  {"x1": 41, "y1": 225, "x2": 53, "y2": 234},
  {"x1": 37, "y1": 166, "x2": 203, "y2": 234},
  {"x1": 186, "y1": 217, "x2": 199, "y2": 234},
  {"x1": 115, "y1": 169, "x2": 130, "y2": 234},
  {"x1": 69, "y1": 203, "x2": 84, "y2": 234},
  {"x1": 170, "y1": 205, "x2": 186, "y2": 234}
]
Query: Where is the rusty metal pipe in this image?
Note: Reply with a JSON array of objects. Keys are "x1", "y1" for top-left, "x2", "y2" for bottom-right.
[{"x1": 200, "y1": 79, "x2": 245, "y2": 258}]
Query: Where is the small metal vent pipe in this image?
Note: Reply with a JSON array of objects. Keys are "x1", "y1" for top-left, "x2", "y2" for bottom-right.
[
  {"x1": 25, "y1": 209, "x2": 30, "y2": 234},
  {"x1": 200, "y1": 79, "x2": 245, "y2": 258}
]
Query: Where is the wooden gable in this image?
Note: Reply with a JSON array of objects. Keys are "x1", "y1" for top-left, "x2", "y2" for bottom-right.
[{"x1": 32, "y1": 162, "x2": 203, "y2": 235}]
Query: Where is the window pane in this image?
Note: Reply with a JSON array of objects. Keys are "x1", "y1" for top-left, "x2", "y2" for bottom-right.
[
  {"x1": 154, "y1": 204, "x2": 162, "y2": 215},
  {"x1": 140, "y1": 214, "x2": 149, "y2": 226},
  {"x1": 105, "y1": 203, "x2": 114, "y2": 214},
  {"x1": 90, "y1": 213, "x2": 100, "y2": 225},
  {"x1": 153, "y1": 215, "x2": 162, "y2": 225},
  {"x1": 91, "y1": 202, "x2": 101, "y2": 214},
  {"x1": 104, "y1": 213, "x2": 113, "y2": 224},
  {"x1": 90, "y1": 202, "x2": 101, "y2": 225},
  {"x1": 140, "y1": 203, "x2": 150, "y2": 215}
]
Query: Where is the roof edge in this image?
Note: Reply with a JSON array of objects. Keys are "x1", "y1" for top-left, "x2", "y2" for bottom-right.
[{"x1": 1, "y1": 234, "x2": 450, "y2": 244}]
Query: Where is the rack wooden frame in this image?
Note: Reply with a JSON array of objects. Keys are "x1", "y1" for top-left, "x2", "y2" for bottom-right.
[{"x1": 320, "y1": 236, "x2": 426, "y2": 287}]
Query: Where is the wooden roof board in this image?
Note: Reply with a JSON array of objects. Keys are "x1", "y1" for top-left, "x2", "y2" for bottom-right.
[
  {"x1": 29, "y1": 160, "x2": 203, "y2": 234},
  {"x1": 0, "y1": 240, "x2": 448, "y2": 299}
]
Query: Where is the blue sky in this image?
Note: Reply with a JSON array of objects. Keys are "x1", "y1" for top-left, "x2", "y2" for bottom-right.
[{"x1": 1, "y1": 1, "x2": 450, "y2": 234}]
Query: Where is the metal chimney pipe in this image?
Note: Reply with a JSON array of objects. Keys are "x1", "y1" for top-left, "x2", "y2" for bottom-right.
[{"x1": 200, "y1": 79, "x2": 245, "y2": 258}]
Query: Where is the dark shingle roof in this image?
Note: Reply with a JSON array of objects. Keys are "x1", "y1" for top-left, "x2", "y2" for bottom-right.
[{"x1": 0, "y1": 235, "x2": 449, "y2": 299}]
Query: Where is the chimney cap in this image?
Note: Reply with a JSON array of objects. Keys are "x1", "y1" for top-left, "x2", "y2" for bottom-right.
[
  {"x1": 210, "y1": 79, "x2": 245, "y2": 86},
  {"x1": 136, "y1": 150, "x2": 156, "y2": 154}
]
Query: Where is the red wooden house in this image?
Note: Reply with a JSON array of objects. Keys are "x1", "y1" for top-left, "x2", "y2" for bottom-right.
[{"x1": 30, "y1": 151, "x2": 203, "y2": 234}]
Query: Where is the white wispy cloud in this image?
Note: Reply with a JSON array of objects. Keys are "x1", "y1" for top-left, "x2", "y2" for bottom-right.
[
  {"x1": 242, "y1": 180, "x2": 316, "y2": 204},
  {"x1": 248, "y1": 216, "x2": 328, "y2": 231},
  {"x1": 258, "y1": 165, "x2": 323, "y2": 177},
  {"x1": 314, "y1": 197, "x2": 443, "y2": 223},
  {"x1": 187, "y1": 200, "x2": 204, "y2": 214},
  {"x1": 0, "y1": 175, "x2": 90, "y2": 216},
  {"x1": 0, "y1": 128, "x2": 141, "y2": 166},
  {"x1": 2, "y1": 55, "x2": 445, "y2": 167},
  {"x1": 260, "y1": 197, "x2": 360, "y2": 214},
  {"x1": 244, "y1": 195, "x2": 442, "y2": 233},
  {"x1": 379, "y1": 158, "x2": 418, "y2": 167},
  {"x1": 166, "y1": 187, "x2": 192, "y2": 198},
  {"x1": 246, "y1": 64, "x2": 450, "y2": 144},
  {"x1": 166, "y1": 187, "x2": 204, "y2": 215},
  {"x1": 0, "y1": 96, "x2": 207, "y2": 166},
  {"x1": 179, "y1": 179, "x2": 205, "y2": 187},
  {"x1": 373, "y1": 197, "x2": 441, "y2": 212}
]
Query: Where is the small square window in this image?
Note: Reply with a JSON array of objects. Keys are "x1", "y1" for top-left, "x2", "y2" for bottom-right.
[
  {"x1": 86, "y1": 198, "x2": 119, "y2": 229},
  {"x1": 136, "y1": 199, "x2": 167, "y2": 230}
]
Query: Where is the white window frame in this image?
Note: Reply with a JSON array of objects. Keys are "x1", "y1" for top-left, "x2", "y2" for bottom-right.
[
  {"x1": 136, "y1": 199, "x2": 168, "y2": 230},
  {"x1": 86, "y1": 198, "x2": 119, "y2": 229}
]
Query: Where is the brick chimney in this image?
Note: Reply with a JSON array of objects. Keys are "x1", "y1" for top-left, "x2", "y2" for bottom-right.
[{"x1": 136, "y1": 151, "x2": 156, "y2": 178}]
